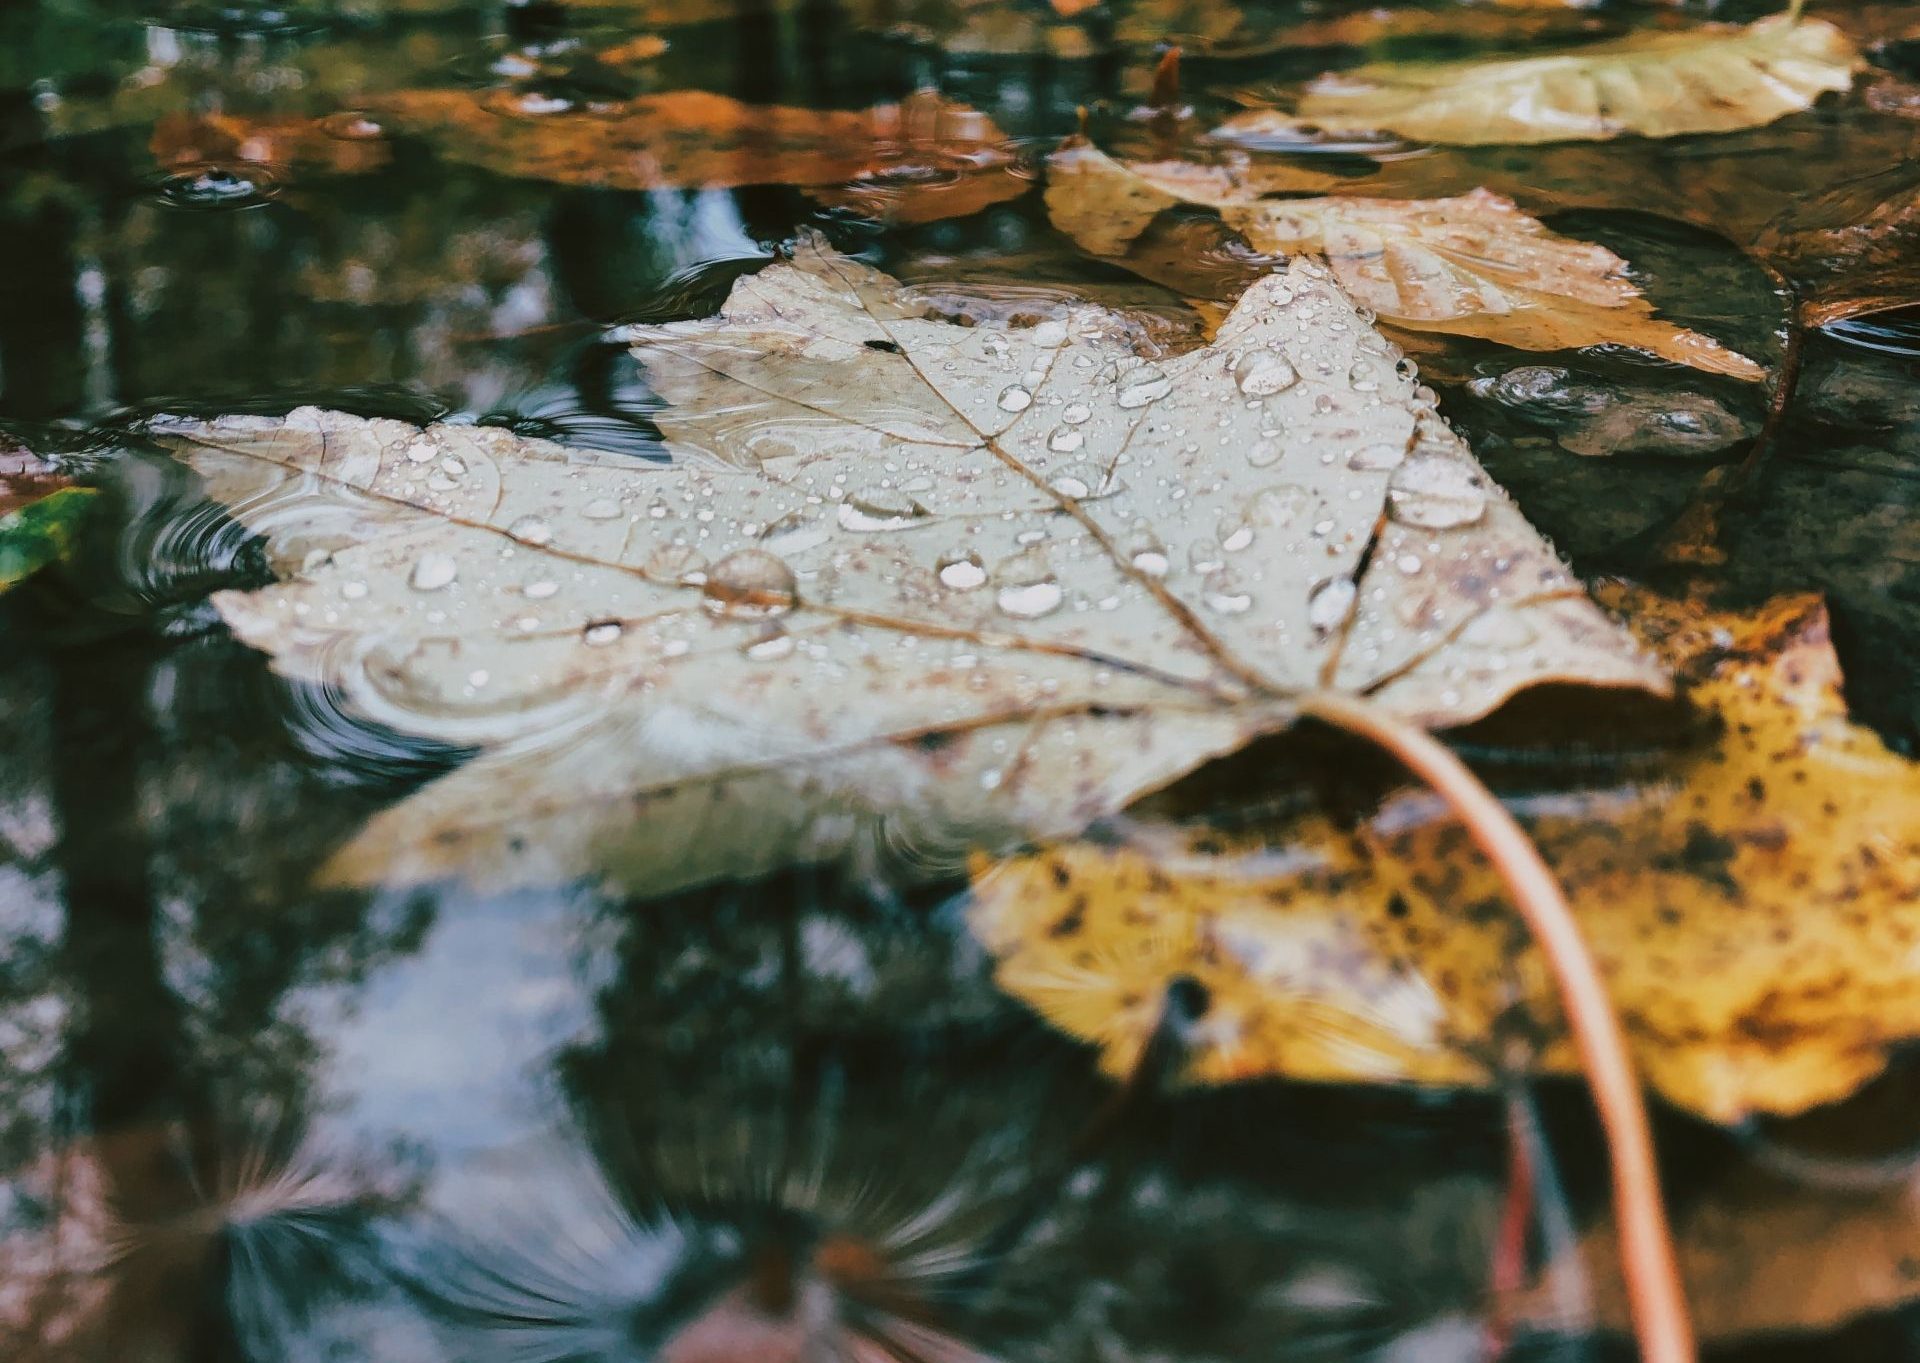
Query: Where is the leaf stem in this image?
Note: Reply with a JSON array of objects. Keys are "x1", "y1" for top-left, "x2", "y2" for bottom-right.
[{"x1": 1296, "y1": 691, "x2": 1695, "y2": 1363}]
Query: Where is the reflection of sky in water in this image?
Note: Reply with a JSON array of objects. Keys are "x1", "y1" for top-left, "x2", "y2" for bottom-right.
[{"x1": 300, "y1": 887, "x2": 612, "y2": 1167}]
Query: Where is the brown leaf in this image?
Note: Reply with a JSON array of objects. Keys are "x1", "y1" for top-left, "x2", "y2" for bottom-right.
[
  {"x1": 367, "y1": 87, "x2": 1026, "y2": 223},
  {"x1": 1045, "y1": 139, "x2": 1764, "y2": 378},
  {"x1": 970, "y1": 588, "x2": 1920, "y2": 1122},
  {"x1": 1756, "y1": 162, "x2": 1920, "y2": 325}
]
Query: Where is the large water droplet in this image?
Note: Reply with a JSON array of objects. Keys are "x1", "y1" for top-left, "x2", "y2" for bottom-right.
[
  {"x1": 1347, "y1": 441, "x2": 1407, "y2": 472},
  {"x1": 1233, "y1": 348, "x2": 1299, "y2": 397},
  {"x1": 1308, "y1": 577, "x2": 1358, "y2": 635},
  {"x1": 760, "y1": 511, "x2": 832, "y2": 557},
  {"x1": 837, "y1": 487, "x2": 925, "y2": 532},
  {"x1": 1387, "y1": 456, "x2": 1489, "y2": 530},
  {"x1": 997, "y1": 384, "x2": 1034, "y2": 413},
  {"x1": 1047, "y1": 463, "x2": 1102, "y2": 499},
  {"x1": 1048, "y1": 426, "x2": 1085, "y2": 454},
  {"x1": 1116, "y1": 366, "x2": 1172, "y2": 409},
  {"x1": 583, "y1": 620, "x2": 624, "y2": 646},
  {"x1": 702, "y1": 549, "x2": 799, "y2": 619},
  {"x1": 409, "y1": 552, "x2": 458, "y2": 592},
  {"x1": 582, "y1": 497, "x2": 623, "y2": 520},
  {"x1": 937, "y1": 549, "x2": 988, "y2": 591},
  {"x1": 1202, "y1": 567, "x2": 1253, "y2": 614},
  {"x1": 997, "y1": 581, "x2": 1064, "y2": 619},
  {"x1": 1062, "y1": 403, "x2": 1093, "y2": 425},
  {"x1": 1246, "y1": 434, "x2": 1284, "y2": 468},
  {"x1": 1122, "y1": 523, "x2": 1170, "y2": 577},
  {"x1": 994, "y1": 549, "x2": 1063, "y2": 619},
  {"x1": 507, "y1": 515, "x2": 554, "y2": 546},
  {"x1": 1031, "y1": 319, "x2": 1069, "y2": 348}
]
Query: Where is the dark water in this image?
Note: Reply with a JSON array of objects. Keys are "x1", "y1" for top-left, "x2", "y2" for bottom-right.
[{"x1": 3, "y1": 0, "x2": 1920, "y2": 1359}]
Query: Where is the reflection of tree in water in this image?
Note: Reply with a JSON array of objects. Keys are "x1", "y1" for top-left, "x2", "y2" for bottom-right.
[
  {"x1": 0, "y1": 547, "x2": 444, "y2": 1357},
  {"x1": 399, "y1": 870, "x2": 1520, "y2": 1363}
]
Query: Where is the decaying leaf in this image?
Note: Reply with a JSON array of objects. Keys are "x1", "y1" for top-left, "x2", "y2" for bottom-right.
[
  {"x1": 970, "y1": 589, "x2": 1920, "y2": 1121},
  {"x1": 367, "y1": 87, "x2": 1026, "y2": 224},
  {"x1": 1262, "y1": 12, "x2": 1859, "y2": 146},
  {"x1": 1756, "y1": 162, "x2": 1920, "y2": 325},
  {"x1": 1045, "y1": 139, "x2": 1765, "y2": 378},
  {"x1": 0, "y1": 444, "x2": 93, "y2": 594},
  {"x1": 154, "y1": 237, "x2": 1661, "y2": 898}
]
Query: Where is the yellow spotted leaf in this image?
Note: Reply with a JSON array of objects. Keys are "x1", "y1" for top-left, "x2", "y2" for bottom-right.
[
  {"x1": 1045, "y1": 139, "x2": 1764, "y2": 379},
  {"x1": 1273, "y1": 12, "x2": 1860, "y2": 146},
  {"x1": 970, "y1": 589, "x2": 1920, "y2": 1122}
]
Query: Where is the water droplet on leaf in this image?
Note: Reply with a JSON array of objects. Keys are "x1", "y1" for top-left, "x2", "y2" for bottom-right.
[
  {"x1": 1116, "y1": 366, "x2": 1172, "y2": 409},
  {"x1": 409, "y1": 552, "x2": 458, "y2": 592},
  {"x1": 1233, "y1": 348, "x2": 1299, "y2": 397},
  {"x1": 937, "y1": 550, "x2": 988, "y2": 591},
  {"x1": 1387, "y1": 455, "x2": 1489, "y2": 529},
  {"x1": 507, "y1": 515, "x2": 554, "y2": 546},
  {"x1": 702, "y1": 549, "x2": 799, "y2": 619}
]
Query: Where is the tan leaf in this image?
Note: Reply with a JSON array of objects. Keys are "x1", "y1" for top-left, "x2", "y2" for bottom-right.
[
  {"x1": 1044, "y1": 139, "x2": 1764, "y2": 378},
  {"x1": 367, "y1": 88, "x2": 1026, "y2": 224},
  {"x1": 152, "y1": 237, "x2": 1661, "y2": 898},
  {"x1": 1269, "y1": 13, "x2": 1860, "y2": 145},
  {"x1": 969, "y1": 589, "x2": 1920, "y2": 1122}
]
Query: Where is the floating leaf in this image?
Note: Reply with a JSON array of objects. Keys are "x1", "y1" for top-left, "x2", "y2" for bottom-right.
[
  {"x1": 1270, "y1": 13, "x2": 1859, "y2": 145},
  {"x1": 153, "y1": 237, "x2": 1661, "y2": 898},
  {"x1": 1045, "y1": 139, "x2": 1765, "y2": 378},
  {"x1": 368, "y1": 87, "x2": 1025, "y2": 224},
  {"x1": 0, "y1": 445, "x2": 93, "y2": 594},
  {"x1": 970, "y1": 589, "x2": 1920, "y2": 1121}
]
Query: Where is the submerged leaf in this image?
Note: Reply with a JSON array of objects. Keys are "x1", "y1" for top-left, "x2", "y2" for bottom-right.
[
  {"x1": 1756, "y1": 162, "x2": 1920, "y2": 326},
  {"x1": 368, "y1": 87, "x2": 1025, "y2": 224},
  {"x1": 1045, "y1": 140, "x2": 1764, "y2": 378},
  {"x1": 0, "y1": 445, "x2": 93, "y2": 593},
  {"x1": 970, "y1": 590, "x2": 1920, "y2": 1121},
  {"x1": 1260, "y1": 13, "x2": 1859, "y2": 146},
  {"x1": 155, "y1": 238, "x2": 1660, "y2": 897},
  {"x1": 1521, "y1": 1160, "x2": 1920, "y2": 1341}
]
